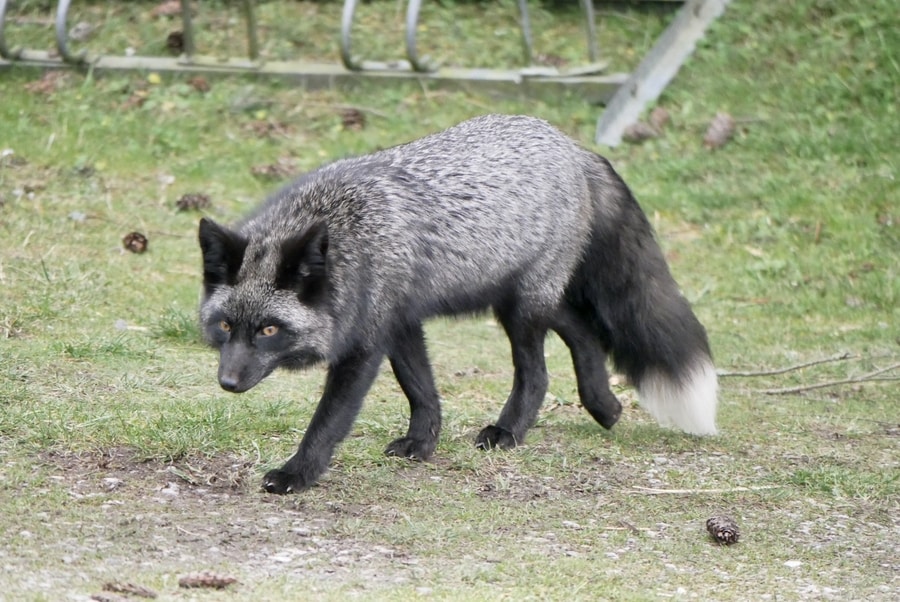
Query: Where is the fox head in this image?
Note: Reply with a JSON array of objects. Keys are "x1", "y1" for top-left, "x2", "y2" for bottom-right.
[{"x1": 198, "y1": 217, "x2": 335, "y2": 393}]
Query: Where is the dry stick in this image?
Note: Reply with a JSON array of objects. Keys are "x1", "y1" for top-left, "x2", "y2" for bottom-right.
[
  {"x1": 79, "y1": 213, "x2": 190, "y2": 239},
  {"x1": 762, "y1": 362, "x2": 900, "y2": 395},
  {"x1": 630, "y1": 485, "x2": 780, "y2": 495},
  {"x1": 718, "y1": 352, "x2": 856, "y2": 378}
]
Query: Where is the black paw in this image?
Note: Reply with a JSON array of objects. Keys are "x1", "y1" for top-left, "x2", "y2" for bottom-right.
[
  {"x1": 384, "y1": 436, "x2": 436, "y2": 461},
  {"x1": 580, "y1": 391, "x2": 623, "y2": 430},
  {"x1": 262, "y1": 469, "x2": 310, "y2": 495},
  {"x1": 474, "y1": 425, "x2": 519, "y2": 450},
  {"x1": 601, "y1": 401, "x2": 623, "y2": 430},
  {"x1": 594, "y1": 398, "x2": 622, "y2": 430}
]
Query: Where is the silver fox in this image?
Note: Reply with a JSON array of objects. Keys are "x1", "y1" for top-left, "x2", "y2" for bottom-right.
[{"x1": 198, "y1": 114, "x2": 718, "y2": 494}]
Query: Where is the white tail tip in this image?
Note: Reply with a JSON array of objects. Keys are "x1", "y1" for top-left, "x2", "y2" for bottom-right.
[{"x1": 637, "y1": 359, "x2": 718, "y2": 435}]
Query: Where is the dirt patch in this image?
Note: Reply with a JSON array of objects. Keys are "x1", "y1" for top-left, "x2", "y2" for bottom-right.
[
  {"x1": 9, "y1": 448, "x2": 425, "y2": 599},
  {"x1": 40, "y1": 447, "x2": 256, "y2": 496}
]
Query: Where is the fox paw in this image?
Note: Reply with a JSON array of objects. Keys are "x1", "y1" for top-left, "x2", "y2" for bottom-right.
[
  {"x1": 262, "y1": 469, "x2": 310, "y2": 495},
  {"x1": 385, "y1": 436, "x2": 436, "y2": 461},
  {"x1": 475, "y1": 425, "x2": 518, "y2": 450}
]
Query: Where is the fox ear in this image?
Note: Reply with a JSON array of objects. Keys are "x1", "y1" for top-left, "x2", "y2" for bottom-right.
[
  {"x1": 276, "y1": 221, "x2": 329, "y2": 302},
  {"x1": 198, "y1": 218, "x2": 248, "y2": 296}
]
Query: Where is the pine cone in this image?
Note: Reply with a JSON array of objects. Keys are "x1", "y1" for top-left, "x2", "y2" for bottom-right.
[
  {"x1": 178, "y1": 570, "x2": 238, "y2": 589},
  {"x1": 622, "y1": 121, "x2": 659, "y2": 144},
  {"x1": 339, "y1": 107, "x2": 367, "y2": 131},
  {"x1": 251, "y1": 157, "x2": 297, "y2": 181},
  {"x1": 175, "y1": 193, "x2": 211, "y2": 212},
  {"x1": 122, "y1": 232, "x2": 149, "y2": 254},
  {"x1": 166, "y1": 31, "x2": 184, "y2": 55},
  {"x1": 189, "y1": 76, "x2": 211, "y2": 93},
  {"x1": 649, "y1": 106, "x2": 671, "y2": 131},
  {"x1": 703, "y1": 112, "x2": 736, "y2": 149},
  {"x1": 706, "y1": 515, "x2": 740, "y2": 545}
]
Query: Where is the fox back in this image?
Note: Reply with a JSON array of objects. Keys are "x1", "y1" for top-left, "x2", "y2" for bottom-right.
[{"x1": 200, "y1": 115, "x2": 608, "y2": 380}]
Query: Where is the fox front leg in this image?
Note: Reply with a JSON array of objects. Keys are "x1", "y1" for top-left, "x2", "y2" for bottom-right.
[
  {"x1": 263, "y1": 351, "x2": 383, "y2": 494},
  {"x1": 384, "y1": 321, "x2": 442, "y2": 461}
]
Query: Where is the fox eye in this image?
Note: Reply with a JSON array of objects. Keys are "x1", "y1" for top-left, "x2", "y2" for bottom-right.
[
  {"x1": 259, "y1": 325, "x2": 279, "y2": 337},
  {"x1": 218, "y1": 321, "x2": 231, "y2": 333}
]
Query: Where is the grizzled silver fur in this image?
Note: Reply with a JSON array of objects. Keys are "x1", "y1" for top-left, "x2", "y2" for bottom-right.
[{"x1": 198, "y1": 114, "x2": 718, "y2": 494}]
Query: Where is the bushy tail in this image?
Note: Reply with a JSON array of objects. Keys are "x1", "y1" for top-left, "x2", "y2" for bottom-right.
[{"x1": 568, "y1": 155, "x2": 718, "y2": 435}]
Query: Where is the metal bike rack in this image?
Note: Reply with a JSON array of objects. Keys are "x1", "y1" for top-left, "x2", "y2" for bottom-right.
[
  {"x1": 0, "y1": 0, "x2": 621, "y2": 102},
  {"x1": 595, "y1": 0, "x2": 731, "y2": 145},
  {"x1": 1, "y1": 0, "x2": 729, "y2": 140}
]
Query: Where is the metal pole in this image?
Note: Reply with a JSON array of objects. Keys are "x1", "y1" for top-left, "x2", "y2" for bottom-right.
[
  {"x1": 340, "y1": 0, "x2": 361, "y2": 70},
  {"x1": 579, "y1": 0, "x2": 599, "y2": 63},
  {"x1": 56, "y1": 0, "x2": 87, "y2": 64},
  {"x1": 0, "y1": 0, "x2": 23, "y2": 60},
  {"x1": 516, "y1": 0, "x2": 534, "y2": 65},
  {"x1": 405, "y1": 0, "x2": 434, "y2": 73},
  {"x1": 243, "y1": 0, "x2": 260, "y2": 61},
  {"x1": 180, "y1": 0, "x2": 196, "y2": 60}
]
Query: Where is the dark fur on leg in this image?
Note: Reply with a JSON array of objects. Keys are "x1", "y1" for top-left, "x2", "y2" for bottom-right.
[
  {"x1": 475, "y1": 309, "x2": 549, "y2": 450},
  {"x1": 263, "y1": 350, "x2": 383, "y2": 494},
  {"x1": 550, "y1": 302, "x2": 622, "y2": 429},
  {"x1": 384, "y1": 321, "x2": 442, "y2": 460}
]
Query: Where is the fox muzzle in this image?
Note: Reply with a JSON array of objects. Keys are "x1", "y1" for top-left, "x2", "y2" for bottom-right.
[{"x1": 217, "y1": 341, "x2": 269, "y2": 393}]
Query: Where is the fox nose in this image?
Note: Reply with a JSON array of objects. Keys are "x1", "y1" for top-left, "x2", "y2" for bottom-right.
[{"x1": 219, "y1": 374, "x2": 240, "y2": 392}]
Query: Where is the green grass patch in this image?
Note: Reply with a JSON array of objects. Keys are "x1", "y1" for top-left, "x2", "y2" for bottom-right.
[{"x1": 1, "y1": 0, "x2": 898, "y2": 600}]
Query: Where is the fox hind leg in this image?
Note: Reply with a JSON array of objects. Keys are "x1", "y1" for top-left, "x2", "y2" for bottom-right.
[
  {"x1": 550, "y1": 303, "x2": 622, "y2": 429},
  {"x1": 475, "y1": 308, "x2": 549, "y2": 450},
  {"x1": 385, "y1": 321, "x2": 442, "y2": 461}
]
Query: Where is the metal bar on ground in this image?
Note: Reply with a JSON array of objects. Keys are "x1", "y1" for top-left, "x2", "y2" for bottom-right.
[
  {"x1": 595, "y1": 0, "x2": 731, "y2": 146},
  {"x1": 0, "y1": 50, "x2": 625, "y2": 103}
]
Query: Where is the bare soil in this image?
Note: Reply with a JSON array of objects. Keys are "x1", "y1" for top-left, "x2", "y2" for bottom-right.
[{"x1": 8, "y1": 448, "x2": 427, "y2": 600}]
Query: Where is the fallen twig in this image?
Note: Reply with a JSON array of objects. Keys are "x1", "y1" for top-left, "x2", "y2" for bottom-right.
[
  {"x1": 762, "y1": 363, "x2": 900, "y2": 395},
  {"x1": 629, "y1": 485, "x2": 779, "y2": 495},
  {"x1": 618, "y1": 519, "x2": 642, "y2": 534},
  {"x1": 718, "y1": 352, "x2": 856, "y2": 378},
  {"x1": 294, "y1": 100, "x2": 391, "y2": 119}
]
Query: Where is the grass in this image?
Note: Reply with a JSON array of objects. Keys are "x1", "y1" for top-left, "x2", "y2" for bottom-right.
[{"x1": 1, "y1": 0, "x2": 899, "y2": 600}]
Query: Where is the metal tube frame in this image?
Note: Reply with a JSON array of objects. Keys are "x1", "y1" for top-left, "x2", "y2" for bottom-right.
[{"x1": 1, "y1": 0, "x2": 613, "y2": 100}]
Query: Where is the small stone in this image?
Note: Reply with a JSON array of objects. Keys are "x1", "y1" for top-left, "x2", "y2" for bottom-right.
[
  {"x1": 158, "y1": 482, "x2": 180, "y2": 497},
  {"x1": 102, "y1": 477, "x2": 124, "y2": 491}
]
